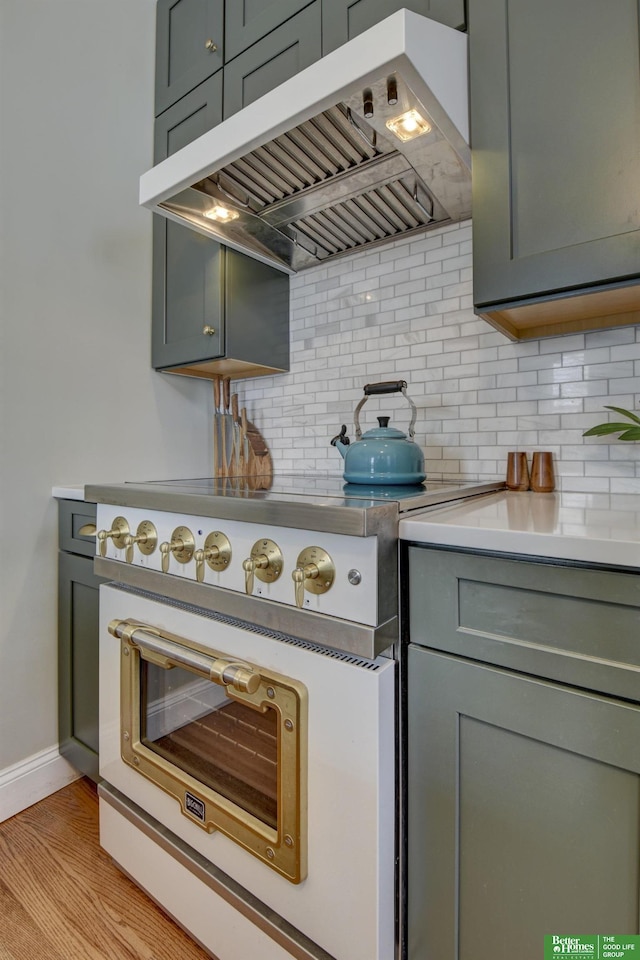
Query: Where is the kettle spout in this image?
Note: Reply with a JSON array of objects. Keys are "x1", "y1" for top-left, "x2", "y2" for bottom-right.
[{"x1": 330, "y1": 424, "x2": 351, "y2": 459}]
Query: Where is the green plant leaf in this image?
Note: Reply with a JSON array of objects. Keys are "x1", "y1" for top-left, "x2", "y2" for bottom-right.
[
  {"x1": 603, "y1": 405, "x2": 640, "y2": 425},
  {"x1": 617, "y1": 427, "x2": 640, "y2": 441},
  {"x1": 582, "y1": 422, "x2": 636, "y2": 436}
]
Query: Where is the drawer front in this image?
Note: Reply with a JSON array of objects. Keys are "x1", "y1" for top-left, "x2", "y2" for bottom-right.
[
  {"x1": 58, "y1": 500, "x2": 97, "y2": 558},
  {"x1": 407, "y1": 545, "x2": 640, "y2": 700},
  {"x1": 223, "y1": 2, "x2": 321, "y2": 119}
]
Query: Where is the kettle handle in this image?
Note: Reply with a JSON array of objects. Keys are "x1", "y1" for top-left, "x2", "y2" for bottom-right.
[
  {"x1": 354, "y1": 381, "x2": 417, "y2": 440},
  {"x1": 363, "y1": 380, "x2": 407, "y2": 396}
]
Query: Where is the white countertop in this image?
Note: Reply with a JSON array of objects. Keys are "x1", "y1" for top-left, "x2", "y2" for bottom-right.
[
  {"x1": 52, "y1": 485, "x2": 86, "y2": 501},
  {"x1": 399, "y1": 491, "x2": 640, "y2": 569}
]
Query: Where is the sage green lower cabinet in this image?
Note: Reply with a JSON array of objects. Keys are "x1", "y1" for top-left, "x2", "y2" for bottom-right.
[
  {"x1": 407, "y1": 648, "x2": 640, "y2": 959},
  {"x1": 58, "y1": 501, "x2": 106, "y2": 783},
  {"x1": 405, "y1": 546, "x2": 640, "y2": 958},
  {"x1": 322, "y1": 0, "x2": 466, "y2": 54}
]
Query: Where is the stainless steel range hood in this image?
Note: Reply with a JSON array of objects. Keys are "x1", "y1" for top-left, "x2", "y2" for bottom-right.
[{"x1": 140, "y1": 10, "x2": 471, "y2": 274}]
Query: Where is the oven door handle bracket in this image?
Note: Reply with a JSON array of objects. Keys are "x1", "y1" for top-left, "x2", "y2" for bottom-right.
[{"x1": 109, "y1": 619, "x2": 261, "y2": 695}]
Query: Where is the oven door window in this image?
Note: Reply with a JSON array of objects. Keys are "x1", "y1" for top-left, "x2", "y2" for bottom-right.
[
  {"x1": 113, "y1": 618, "x2": 307, "y2": 883},
  {"x1": 141, "y1": 661, "x2": 278, "y2": 829}
]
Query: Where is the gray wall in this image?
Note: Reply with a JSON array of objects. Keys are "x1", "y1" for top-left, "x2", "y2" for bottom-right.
[{"x1": 0, "y1": 1, "x2": 212, "y2": 773}]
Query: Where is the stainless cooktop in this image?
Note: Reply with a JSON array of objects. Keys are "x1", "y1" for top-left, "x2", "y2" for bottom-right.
[{"x1": 86, "y1": 473, "x2": 504, "y2": 538}]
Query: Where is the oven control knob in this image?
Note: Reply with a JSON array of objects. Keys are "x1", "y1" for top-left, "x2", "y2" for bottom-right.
[
  {"x1": 194, "y1": 531, "x2": 232, "y2": 582},
  {"x1": 243, "y1": 539, "x2": 283, "y2": 595},
  {"x1": 292, "y1": 547, "x2": 335, "y2": 608},
  {"x1": 159, "y1": 526, "x2": 195, "y2": 573},
  {"x1": 123, "y1": 521, "x2": 158, "y2": 563},
  {"x1": 96, "y1": 516, "x2": 130, "y2": 558}
]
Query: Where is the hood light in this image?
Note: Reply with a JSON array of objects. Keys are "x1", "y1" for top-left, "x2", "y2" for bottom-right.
[
  {"x1": 204, "y1": 204, "x2": 240, "y2": 223},
  {"x1": 385, "y1": 109, "x2": 431, "y2": 142}
]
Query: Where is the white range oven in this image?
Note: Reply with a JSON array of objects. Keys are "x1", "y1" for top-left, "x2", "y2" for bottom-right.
[{"x1": 87, "y1": 475, "x2": 501, "y2": 960}]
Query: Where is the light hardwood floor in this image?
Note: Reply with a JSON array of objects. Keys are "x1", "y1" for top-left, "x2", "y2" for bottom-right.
[{"x1": 0, "y1": 778, "x2": 214, "y2": 960}]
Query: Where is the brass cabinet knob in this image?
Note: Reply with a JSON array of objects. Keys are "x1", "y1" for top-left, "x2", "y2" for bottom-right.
[
  {"x1": 243, "y1": 539, "x2": 282, "y2": 595},
  {"x1": 159, "y1": 526, "x2": 195, "y2": 573},
  {"x1": 292, "y1": 548, "x2": 335, "y2": 608},
  {"x1": 203, "y1": 325, "x2": 216, "y2": 335},
  {"x1": 204, "y1": 39, "x2": 217, "y2": 52}
]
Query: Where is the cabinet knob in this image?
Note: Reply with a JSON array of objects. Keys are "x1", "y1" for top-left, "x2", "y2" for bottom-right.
[
  {"x1": 205, "y1": 39, "x2": 217, "y2": 52},
  {"x1": 203, "y1": 325, "x2": 216, "y2": 336}
]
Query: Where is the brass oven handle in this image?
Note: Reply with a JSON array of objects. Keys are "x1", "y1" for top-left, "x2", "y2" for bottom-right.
[{"x1": 109, "y1": 620, "x2": 260, "y2": 694}]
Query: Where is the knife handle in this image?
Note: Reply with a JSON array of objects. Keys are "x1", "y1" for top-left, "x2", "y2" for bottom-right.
[
  {"x1": 231, "y1": 393, "x2": 239, "y2": 422},
  {"x1": 223, "y1": 376, "x2": 231, "y2": 412},
  {"x1": 213, "y1": 375, "x2": 221, "y2": 412}
]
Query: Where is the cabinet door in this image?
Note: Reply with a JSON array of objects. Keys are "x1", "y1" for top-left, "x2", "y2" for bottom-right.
[
  {"x1": 152, "y1": 220, "x2": 224, "y2": 370},
  {"x1": 407, "y1": 647, "x2": 640, "y2": 960},
  {"x1": 322, "y1": 0, "x2": 466, "y2": 54},
  {"x1": 469, "y1": 0, "x2": 640, "y2": 310},
  {"x1": 154, "y1": 71, "x2": 222, "y2": 159},
  {"x1": 225, "y1": 0, "x2": 316, "y2": 62},
  {"x1": 223, "y1": 2, "x2": 321, "y2": 118},
  {"x1": 153, "y1": 73, "x2": 225, "y2": 371},
  {"x1": 58, "y1": 552, "x2": 108, "y2": 783},
  {"x1": 155, "y1": 0, "x2": 223, "y2": 115}
]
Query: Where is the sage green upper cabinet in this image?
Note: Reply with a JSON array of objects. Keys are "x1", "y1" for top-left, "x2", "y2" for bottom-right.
[
  {"x1": 155, "y1": 0, "x2": 224, "y2": 115},
  {"x1": 153, "y1": 73, "x2": 224, "y2": 374},
  {"x1": 225, "y1": 0, "x2": 316, "y2": 61},
  {"x1": 152, "y1": 77, "x2": 289, "y2": 379},
  {"x1": 154, "y1": 71, "x2": 223, "y2": 159},
  {"x1": 223, "y1": 3, "x2": 322, "y2": 118},
  {"x1": 322, "y1": 0, "x2": 466, "y2": 54},
  {"x1": 469, "y1": 0, "x2": 640, "y2": 340}
]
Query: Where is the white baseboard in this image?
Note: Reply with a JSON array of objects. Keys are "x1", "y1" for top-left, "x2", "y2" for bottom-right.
[{"x1": 0, "y1": 746, "x2": 80, "y2": 823}]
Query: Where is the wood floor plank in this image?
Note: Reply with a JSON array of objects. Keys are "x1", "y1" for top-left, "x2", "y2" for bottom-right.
[
  {"x1": 0, "y1": 779, "x2": 215, "y2": 960},
  {"x1": 0, "y1": 878, "x2": 66, "y2": 960}
]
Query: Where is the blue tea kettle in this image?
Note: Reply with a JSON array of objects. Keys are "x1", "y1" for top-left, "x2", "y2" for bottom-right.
[{"x1": 330, "y1": 380, "x2": 426, "y2": 485}]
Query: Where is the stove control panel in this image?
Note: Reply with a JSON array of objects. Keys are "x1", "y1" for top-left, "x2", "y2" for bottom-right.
[{"x1": 95, "y1": 505, "x2": 379, "y2": 625}]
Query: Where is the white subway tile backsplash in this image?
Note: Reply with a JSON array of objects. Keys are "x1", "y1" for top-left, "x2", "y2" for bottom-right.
[
  {"x1": 584, "y1": 361, "x2": 635, "y2": 380},
  {"x1": 239, "y1": 222, "x2": 640, "y2": 492}
]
